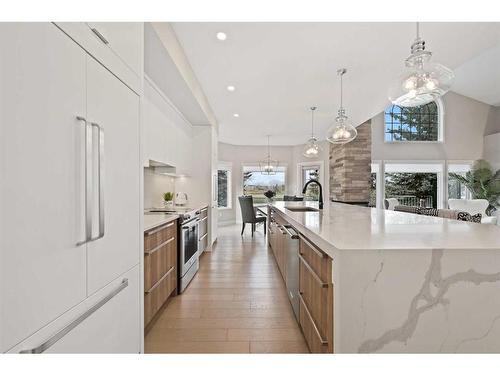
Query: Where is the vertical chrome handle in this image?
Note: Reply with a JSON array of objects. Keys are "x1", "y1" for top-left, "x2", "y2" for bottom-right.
[
  {"x1": 76, "y1": 116, "x2": 92, "y2": 246},
  {"x1": 91, "y1": 122, "x2": 105, "y2": 241}
]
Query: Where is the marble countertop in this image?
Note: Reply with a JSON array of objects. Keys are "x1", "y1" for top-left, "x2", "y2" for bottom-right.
[
  {"x1": 270, "y1": 201, "x2": 500, "y2": 252},
  {"x1": 144, "y1": 213, "x2": 179, "y2": 232}
]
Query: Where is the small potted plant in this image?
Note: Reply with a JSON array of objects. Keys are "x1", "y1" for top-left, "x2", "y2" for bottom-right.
[
  {"x1": 264, "y1": 189, "x2": 276, "y2": 203},
  {"x1": 163, "y1": 192, "x2": 174, "y2": 208}
]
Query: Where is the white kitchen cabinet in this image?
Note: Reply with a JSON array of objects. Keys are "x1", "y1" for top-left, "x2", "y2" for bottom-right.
[
  {"x1": 86, "y1": 56, "x2": 141, "y2": 295},
  {"x1": 86, "y1": 22, "x2": 143, "y2": 77},
  {"x1": 142, "y1": 76, "x2": 192, "y2": 176},
  {"x1": 142, "y1": 98, "x2": 169, "y2": 165},
  {"x1": 54, "y1": 22, "x2": 143, "y2": 94},
  {"x1": 0, "y1": 23, "x2": 88, "y2": 352},
  {"x1": 8, "y1": 266, "x2": 140, "y2": 354},
  {"x1": 0, "y1": 23, "x2": 142, "y2": 353}
]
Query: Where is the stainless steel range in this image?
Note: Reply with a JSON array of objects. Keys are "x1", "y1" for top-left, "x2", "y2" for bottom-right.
[{"x1": 149, "y1": 207, "x2": 201, "y2": 292}]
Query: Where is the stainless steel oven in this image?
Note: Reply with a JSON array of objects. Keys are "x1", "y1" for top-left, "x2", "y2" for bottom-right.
[{"x1": 179, "y1": 215, "x2": 200, "y2": 292}]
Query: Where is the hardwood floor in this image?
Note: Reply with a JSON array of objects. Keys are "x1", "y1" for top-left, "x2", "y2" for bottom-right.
[{"x1": 144, "y1": 224, "x2": 309, "y2": 353}]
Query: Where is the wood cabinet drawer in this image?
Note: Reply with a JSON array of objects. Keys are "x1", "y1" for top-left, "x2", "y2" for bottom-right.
[
  {"x1": 144, "y1": 265, "x2": 176, "y2": 327},
  {"x1": 144, "y1": 220, "x2": 177, "y2": 252},
  {"x1": 299, "y1": 293, "x2": 330, "y2": 354},
  {"x1": 299, "y1": 236, "x2": 329, "y2": 283},
  {"x1": 144, "y1": 236, "x2": 177, "y2": 291},
  {"x1": 299, "y1": 258, "x2": 332, "y2": 349}
]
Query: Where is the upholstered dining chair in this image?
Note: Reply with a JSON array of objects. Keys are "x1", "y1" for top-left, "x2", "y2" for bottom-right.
[{"x1": 238, "y1": 195, "x2": 267, "y2": 236}]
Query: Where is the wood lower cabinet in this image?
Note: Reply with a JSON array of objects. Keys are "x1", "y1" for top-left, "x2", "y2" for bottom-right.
[
  {"x1": 298, "y1": 238, "x2": 334, "y2": 353},
  {"x1": 268, "y1": 207, "x2": 334, "y2": 353},
  {"x1": 144, "y1": 220, "x2": 178, "y2": 328}
]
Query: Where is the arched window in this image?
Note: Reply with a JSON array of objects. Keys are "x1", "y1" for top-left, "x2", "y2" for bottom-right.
[{"x1": 384, "y1": 100, "x2": 442, "y2": 142}]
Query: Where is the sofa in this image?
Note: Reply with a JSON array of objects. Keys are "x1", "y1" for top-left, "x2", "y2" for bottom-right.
[{"x1": 448, "y1": 199, "x2": 497, "y2": 225}]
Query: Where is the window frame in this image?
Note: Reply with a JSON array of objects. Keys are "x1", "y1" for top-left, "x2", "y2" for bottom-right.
[
  {"x1": 384, "y1": 98, "x2": 444, "y2": 144},
  {"x1": 217, "y1": 162, "x2": 232, "y2": 210},
  {"x1": 382, "y1": 160, "x2": 445, "y2": 209},
  {"x1": 296, "y1": 161, "x2": 325, "y2": 198},
  {"x1": 241, "y1": 163, "x2": 287, "y2": 202}
]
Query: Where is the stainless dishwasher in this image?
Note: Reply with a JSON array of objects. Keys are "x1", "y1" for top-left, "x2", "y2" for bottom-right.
[{"x1": 282, "y1": 225, "x2": 300, "y2": 320}]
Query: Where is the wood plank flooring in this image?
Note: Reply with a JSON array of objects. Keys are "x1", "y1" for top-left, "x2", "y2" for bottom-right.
[{"x1": 144, "y1": 224, "x2": 309, "y2": 353}]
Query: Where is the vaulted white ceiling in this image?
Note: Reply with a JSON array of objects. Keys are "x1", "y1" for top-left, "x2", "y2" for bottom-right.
[{"x1": 172, "y1": 22, "x2": 500, "y2": 145}]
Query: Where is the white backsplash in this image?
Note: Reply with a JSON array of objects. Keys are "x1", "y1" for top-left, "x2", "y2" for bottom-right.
[{"x1": 144, "y1": 168, "x2": 175, "y2": 209}]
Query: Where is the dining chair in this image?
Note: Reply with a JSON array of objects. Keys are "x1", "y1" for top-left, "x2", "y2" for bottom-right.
[{"x1": 238, "y1": 195, "x2": 267, "y2": 237}]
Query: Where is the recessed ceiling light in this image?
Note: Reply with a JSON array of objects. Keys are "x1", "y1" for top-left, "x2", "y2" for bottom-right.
[
  {"x1": 216, "y1": 32, "x2": 227, "y2": 41},
  {"x1": 227, "y1": 85, "x2": 236, "y2": 92},
  {"x1": 233, "y1": 113, "x2": 239, "y2": 118}
]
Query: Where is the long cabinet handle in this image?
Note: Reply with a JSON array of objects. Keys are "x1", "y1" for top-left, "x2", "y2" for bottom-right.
[
  {"x1": 298, "y1": 254, "x2": 328, "y2": 288},
  {"x1": 145, "y1": 237, "x2": 175, "y2": 256},
  {"x1": 299, "y1": 234, "x2": 326, "y2": 258},
  {"x1": 145, "y1": 266, "x2": 175, "y2": 294},
  {"x1": 198, "y1": 233, "x2": 208, "y2": 242},
  {"x1": 76, "y1": 116, "x2": 93, "y2": 246},
  {"x1": 90, "y1": 122, "x2": 105, "y2": 241},
  {"x1": 283, "y1": 225, "x2": 299, "y2": 239},
  {"x1": 145, "y1": 221, "x2": 175, "y2": 235},
  {"x1": 298, "y1": 293, "x2": 328, "y2": 346},
  {"x1": 90, "y1": 27, "x2": 109, "y2": 44},
  {"x1": 20, "y1": 278, "x2": 128, "y2": 354}
]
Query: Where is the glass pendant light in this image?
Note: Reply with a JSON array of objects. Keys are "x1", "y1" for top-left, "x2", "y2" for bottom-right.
[
  {"x1": 303, "y1": 106, "x2": 322, "y2": 158},
  {"x1": 260, "y1": 135, "x2": 279, "y2": 175},
  {"x1": 389, "y1": 22, "x2": 454, "y2": 107},
  {"x1": 326, "y1": 68, "x2": 357, "y2": 145}
]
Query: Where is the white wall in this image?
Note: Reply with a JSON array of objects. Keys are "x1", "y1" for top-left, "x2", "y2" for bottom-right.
[
  {"x1": 372, "y1": 92, "x2": 492, "y2": 161},
  {"x1": 484, "y1": 133, "x2": 500, "y2": 170},
  {"x1": 143, "y1": 168, "x2": 175, "y2": 209},
  {"x1": 218, "y1": 140, "x2": 329, "y2": 224},
  {"x1": 484, "y1": 106, "x2": 500, "y2": 136}
]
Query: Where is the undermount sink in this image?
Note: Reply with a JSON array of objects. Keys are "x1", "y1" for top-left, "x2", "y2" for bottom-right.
[{"x1": 284, "y1": 206, "x2": 319, "y2": 212}]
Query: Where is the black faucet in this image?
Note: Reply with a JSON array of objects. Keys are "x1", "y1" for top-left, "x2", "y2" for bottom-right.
[{"x1": 302, "y1": 179, "x2": 323, "y2": 209}]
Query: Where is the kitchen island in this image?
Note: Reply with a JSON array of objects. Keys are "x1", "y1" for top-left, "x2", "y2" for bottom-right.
[{"x1": 268, "y1": 201, "x2": 500, "y2": 353}]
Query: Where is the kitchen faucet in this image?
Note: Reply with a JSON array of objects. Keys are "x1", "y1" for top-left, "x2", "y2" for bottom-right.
[{"x1": 302, "y1": 179, "x2": 323, "y2": 209}]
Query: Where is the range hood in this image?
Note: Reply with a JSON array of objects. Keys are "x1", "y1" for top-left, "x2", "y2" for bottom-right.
[{"x1": 146, "y1": 160, "x2": 189, "y2": 177}]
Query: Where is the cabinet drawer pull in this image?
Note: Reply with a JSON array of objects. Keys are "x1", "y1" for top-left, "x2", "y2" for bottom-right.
[
  {"x1": 145, "y1": 221, "x2": 175, "y2": 235},
  {"x1": 299, "y1": 254, "x2": 328, "y2": 287},
  {"x1": 20, "y1": 278, "x2": 128, "y2": 354},
  {"x1": 91, "y1": 28, "x2": 109, "y2": 44},
  {"x1": 299, "y1": 234, "x2": 326, "y2": 258},
  {"x1": 145, "y1": 237, "x2": 175, "y2": 256},
  {"x1": 145, "y1": 266, "x2": 174, "y2": 294},
  {"x1": 198, "y1": 233, "x2": 208, "y2": 242},
  {"x1": 299, "y1": 293, "x2": 328, "y2": 346}
]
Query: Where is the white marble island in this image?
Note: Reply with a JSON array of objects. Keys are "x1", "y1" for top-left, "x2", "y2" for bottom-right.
[{"x1": 270, "y1": 201, "x2": 500, "y2": 353}]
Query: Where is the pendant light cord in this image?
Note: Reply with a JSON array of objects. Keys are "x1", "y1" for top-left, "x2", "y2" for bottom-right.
[
  {"x1": 416, "y1": 22, "x2": 420, "y2": 39},
  {"x1": 340, "y1": 73, "x2": 343, "y2": 109}
]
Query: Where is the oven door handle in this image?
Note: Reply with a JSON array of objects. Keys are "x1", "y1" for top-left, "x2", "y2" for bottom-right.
[{"x1": 182, "y1": 219, "x2": 200, "y2": 230}]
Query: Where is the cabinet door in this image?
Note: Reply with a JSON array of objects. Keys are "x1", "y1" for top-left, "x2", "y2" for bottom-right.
[
  {"x1": 86, "y1": 23, "x2": 143, "y2": 77},
  {"x1": 10, "y1": 266, "x2": 141, "y2": 353},
  {"x1": 0, "y1": 23, "x2": 87, "y2": 351},
  {"x1": 86, "y1": 56, "x2": 141, "y2": 295}
]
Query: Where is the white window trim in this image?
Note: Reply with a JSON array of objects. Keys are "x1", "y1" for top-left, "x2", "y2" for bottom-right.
[
  {"x1": 241, "y1": 163, "x2": 288, "y2": 197},
  {"x1": 296, "y1": 161, "x2": 325, "y2": 196},
  {"x1": 446, "y1": 160, "x2": 473, "y2": 202},
  {"x1": 218, "y1": 162, "x2": 232, "y2": 210},
  {"x1": 384, "y1": 98, "x2": 445, "y2": 144},
  {"x1": 382, "y1": 160, "x2": 446, "y2": 209}
]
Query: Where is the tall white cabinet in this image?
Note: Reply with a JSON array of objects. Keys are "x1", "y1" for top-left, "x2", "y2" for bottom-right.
[{"x1": 0, "y1": 23, "x2": 142, "y2": 353}]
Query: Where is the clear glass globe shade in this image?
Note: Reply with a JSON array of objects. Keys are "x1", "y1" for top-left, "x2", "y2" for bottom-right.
[
  {"x1": 389, "y1": 61, "x2": 454, "y2": 107},
  {"x1": 326, "y1": 117, "x2": 357, "y2": 145},
  {"x1": 302, "y1": 137, "x2": 321, "y2": 158}
]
